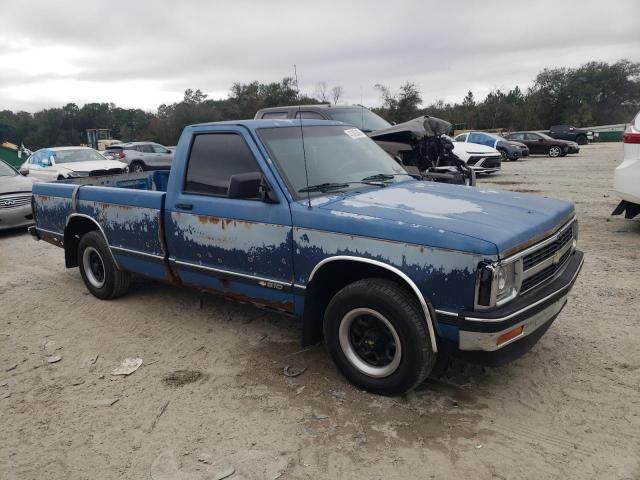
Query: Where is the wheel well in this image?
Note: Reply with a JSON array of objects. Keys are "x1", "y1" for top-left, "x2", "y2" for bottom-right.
[
  {"x1": 301, "y1": 260, "x2": 426, "y2": 346},
  {"x1": 64, "y1": 217, "x2": 100, "y2": 267}
]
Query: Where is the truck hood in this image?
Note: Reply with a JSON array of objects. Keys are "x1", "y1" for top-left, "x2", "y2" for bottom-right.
[
  {"x1": 56, "y1": 160, "x2": 127, "y2": 172},
  {"x1": 318, "y1": 180, "x2": 574, "y2": 257}
]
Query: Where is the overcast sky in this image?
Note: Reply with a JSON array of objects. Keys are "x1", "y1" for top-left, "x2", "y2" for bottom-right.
[{"x1": 1, "y1": 0, "x2": 638, "y2": 113}]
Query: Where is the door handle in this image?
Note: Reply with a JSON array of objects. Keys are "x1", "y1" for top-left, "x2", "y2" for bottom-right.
[{"x1": 175, "y1": 203, "x2": 193, "y2": 211}]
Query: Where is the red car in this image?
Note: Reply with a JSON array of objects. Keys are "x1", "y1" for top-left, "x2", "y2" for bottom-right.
[{"x1": 505, "y1": 132, "x2": 579, "y2": 157}]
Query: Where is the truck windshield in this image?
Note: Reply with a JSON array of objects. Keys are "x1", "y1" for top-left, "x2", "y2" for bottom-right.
[
  {"x1": 52, "y1": 149, "x2": 107, "y2": 164},
  {"x1": 258, "y1": 125, "x2": 410, "y2": 199},
  {"x1": 328, "y1": 109, "x2": 392, "y2": 133}
]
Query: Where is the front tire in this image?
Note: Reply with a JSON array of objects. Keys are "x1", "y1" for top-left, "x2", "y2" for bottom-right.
[
  {"x1": 78, "y1": 231, "x2": 130, "y2": 299},
  {"x1": 576, "y1": 135, "x2": 587, "y2": 145},
  {"x1": 498, "y1": 149, "x2": 508, "y2": 161},
  {"x1": 323, "y1": 278, "x2": 435, "y2": 396},
  {"x1": 548, "y1": 146, "x2": 562, "y2": 157}
]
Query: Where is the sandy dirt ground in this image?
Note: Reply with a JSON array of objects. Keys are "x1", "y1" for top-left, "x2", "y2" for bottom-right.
[{"x1": 1, "y1": 142, "x2": 639, "y2": 480}]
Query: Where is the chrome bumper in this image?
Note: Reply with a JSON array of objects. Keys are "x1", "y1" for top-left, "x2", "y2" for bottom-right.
[{"x1": 459, "y1": 295, "x2": 567, "y2": 352}]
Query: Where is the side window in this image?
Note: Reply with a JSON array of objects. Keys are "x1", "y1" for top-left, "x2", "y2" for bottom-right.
[
  {"x1": 454, "y1": 133, "x2": 468, "y2": 142},
  {"x1": 294, "y1": 111, "x2": 325, "y2": 120},
  {"x1": 510, "y1": 133, "x2": 524, "y2": 140},
  {"x1": 184, "y1": 133, "x2": 261, "y2": 197},
  {"x1": 468, "y1": 132, "x2": 485, "y2": 144},
  {"x1": 477, "y1": 133, "x2": 496, "y2": 147},
  {"x1": 140, "y1": 144, "x2": 154, "y2": 153},
  {"x1": 261, "y1": 112, "x2": 288, "y2": 119},
  {"x1": 525, "y1": 133, "x2": 540, "y2": 141},
  {"x1": 152, "y1": 144, "x2": 169, "y2": 154}
]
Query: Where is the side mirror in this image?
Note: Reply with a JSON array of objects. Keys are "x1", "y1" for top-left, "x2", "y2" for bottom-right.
[
  {"x1": 228, "y1": 172, "x2": 269, "y2": 201},
  {"x1": 19, "y1": 167, "x2": 29, "y2": 176}
]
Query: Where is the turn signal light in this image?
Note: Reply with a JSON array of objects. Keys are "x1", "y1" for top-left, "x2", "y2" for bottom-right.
[{"x1": 496, "y1": 326, "x2": 524, "y2": 345}]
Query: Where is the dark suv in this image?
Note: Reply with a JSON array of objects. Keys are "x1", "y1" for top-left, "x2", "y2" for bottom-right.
[{"x1": 254, "y1": 104, "x2": 392, "y2": 133}]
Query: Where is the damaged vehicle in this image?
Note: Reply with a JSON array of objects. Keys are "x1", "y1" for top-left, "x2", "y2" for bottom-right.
[
  {"x1": 29, "y1": 119, "x2": 584, "y2": 396},
  {"x1": 20, "y1": 147, "x2": 129, "y2": 181}
]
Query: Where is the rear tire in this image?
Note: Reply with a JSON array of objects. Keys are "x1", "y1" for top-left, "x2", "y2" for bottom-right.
[
  {"x1": 130, "y1": 162, "x2": 145, "y2": 173},
  {"x1": 78, "y1": 231, "x2": 130, "y2": 299},
  {"x1": 323, "y1": 278, "x2": 435, "y2": 396},
  {"x1": 576, "y1": 135, "x2": 587, "y2": 145}
]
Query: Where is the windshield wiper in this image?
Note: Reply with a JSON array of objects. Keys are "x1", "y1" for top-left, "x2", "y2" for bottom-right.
[
  {"x1": 361, "y1": 173, "x2": 413, "y2": 182},
  {"x1": 299, "y1": 182, "x2": 350, "y2": 193}
]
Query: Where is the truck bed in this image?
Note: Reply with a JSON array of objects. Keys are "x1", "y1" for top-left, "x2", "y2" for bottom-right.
[{"x1": 32, "y1": 170, "x2": 169, "y2": 279}]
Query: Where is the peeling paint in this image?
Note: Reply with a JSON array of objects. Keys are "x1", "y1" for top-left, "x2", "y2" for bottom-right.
[{"x1": 342, "y1": 187, "x2": 483, "y2": 220}]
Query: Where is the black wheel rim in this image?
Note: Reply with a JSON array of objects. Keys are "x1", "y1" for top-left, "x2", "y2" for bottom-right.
[{"x1": 349, "y1": 314, "x2": 396, "y2": 367}]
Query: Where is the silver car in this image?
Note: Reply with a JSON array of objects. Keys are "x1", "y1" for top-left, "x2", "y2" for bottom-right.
[
  {"x1": 105, "y1": 142, "x2": 174, "y2": 173},
  {"x1": 0, "y1": 161, "x2": 40, "y2": 231}
]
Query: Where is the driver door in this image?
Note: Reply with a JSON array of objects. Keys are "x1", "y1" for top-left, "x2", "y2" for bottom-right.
[{"x1": 165, "y1": 126, "x2": 295, "y2": 312}]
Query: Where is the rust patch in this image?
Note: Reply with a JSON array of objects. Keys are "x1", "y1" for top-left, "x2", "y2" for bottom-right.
[
  {"x1": 98, "y1": 202, "x2": 133, "y2": 211},
  {"x1": 197, "y1": 215, "x2": 221, "y2": 225},
  {"x1": 501, "y1": 214, "x2": 575, "y2": 258},
  {"x1": 40, "y1": 234, "x2": 64, "y2": 248},
  {"x1": 182, "y1": 281, "x2": 294, "y2": 313}
]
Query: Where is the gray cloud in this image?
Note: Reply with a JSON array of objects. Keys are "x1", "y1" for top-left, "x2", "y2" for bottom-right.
[{"x1": 1, "y1": 0, "x2": 638, "y2": 112}]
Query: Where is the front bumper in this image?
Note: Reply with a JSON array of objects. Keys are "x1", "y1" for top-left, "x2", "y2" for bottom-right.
[
  {"x1": 567, "y1": 145, "x2": 580, "y2": 154},
  {"x1": 436, "y1": 250, "x2": 584, "y2": 366},
  {"x1": 0, "y1": 204, "x2": 34, "y2": 231}
]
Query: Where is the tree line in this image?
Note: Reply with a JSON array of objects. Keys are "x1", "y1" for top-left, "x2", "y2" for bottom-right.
[{"x1": 1, "y1": 60, "x2": 638, "y2": 150}]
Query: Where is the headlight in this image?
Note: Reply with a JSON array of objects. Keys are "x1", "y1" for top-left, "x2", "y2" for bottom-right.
[
  {"x1": 475, "y1": 259, "x2": 522, "y2": 310},
  {"x1": 67, "y1": 171, "x2": 89, "y2": 178},
  {"x1": 495, "y1": 262, "x2": 518, "y2": 304}
]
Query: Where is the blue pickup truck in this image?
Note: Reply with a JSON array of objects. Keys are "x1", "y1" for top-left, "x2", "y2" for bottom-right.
[{"x1": 29, "y1": 119, "x2": 584, "y2": 395}]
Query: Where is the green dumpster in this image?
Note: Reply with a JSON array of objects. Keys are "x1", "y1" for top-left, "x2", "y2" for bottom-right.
[{"x1": 0, "y1": 144, "x2": 26, "y2": 168}]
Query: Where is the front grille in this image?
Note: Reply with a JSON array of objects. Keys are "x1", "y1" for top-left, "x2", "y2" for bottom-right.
[
  {"x1": 89, "y1": 168, "x2": 124, "y2": 177},
  {"x1": 521, "y1": 248, "x2": 572, "y2": 292},
  {"x1": 523, "y1": 223, "x2": 574, "y2": 271},
  {"x1": 0, "y1": 194, "x2": 31, "y2": 209},
  {"x1": 468, "y1": 155, "x2": 501, "y2": 166}
]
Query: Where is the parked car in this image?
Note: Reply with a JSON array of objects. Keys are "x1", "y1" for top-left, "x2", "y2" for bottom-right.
[
  {"x1": 20, "y1": 147, "x2": 128, "y2": 181},
  {"x1": 255, "y1": 104, "x2": 393, "y2": 133},
  {"x1": 446, "y1": 136, "x2": 502, "y2": 174},
  {"x1": 504, "y1": 132, "x2": 579, "y2": 157},
  {"x1": 0, "y1": 160, "x2": 40, "y2": 231},
  {"x1": 105, "y1": 142, "x2": 174, "y2": 173},
  {"x1": 612, "y1": 109, "x2": 640, "y2": 219},
  {"x1": 454, "y1": 132, "x2": 529, "y2": 161},
  {"x1": 542, "y1": 125, "x2": 593, "y2": 145},
  {"x1": 29, "y1": 119, "x2": 583, "y2": 396}
]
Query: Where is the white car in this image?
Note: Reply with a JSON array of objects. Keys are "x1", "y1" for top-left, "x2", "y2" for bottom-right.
[
  {"x1": 444, "y1": 135, "x2": 502, "y2": 174},
  {"x1": 20, "y1": 147, "x2": 128, "y2": 181},
  {"x1": 612, "y1": 110, "x2": 640, "y2": 219}
]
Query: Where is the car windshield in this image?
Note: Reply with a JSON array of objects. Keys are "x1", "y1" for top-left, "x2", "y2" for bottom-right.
[
  {"x1": 328, "y1": 109, "x2": 392, "y2": 133},
  {"x1": 52, "y1": 149, "x2": 107, "y2": 163},
  {"x1": 257, "y1": 125, "x2": 410, "y2": 199},
  {"x1": 0, "y1": 161, "x2": 17, "y2": 176}
]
